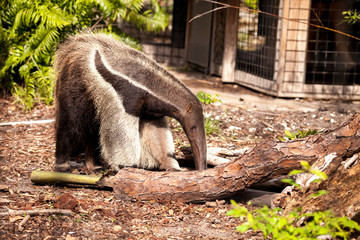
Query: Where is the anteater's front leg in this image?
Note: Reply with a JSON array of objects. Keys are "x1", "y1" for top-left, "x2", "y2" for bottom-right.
[{"x1": 140, "y1": 117, "x2": 180, "y2": 171}]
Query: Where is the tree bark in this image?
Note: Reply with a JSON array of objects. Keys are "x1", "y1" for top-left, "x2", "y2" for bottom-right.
[
  {"x1": 277, "y1": 158, "x2": 360, "y2": 222},
  {"x1": 110, "y1": 114, "x2": 360, "y2": 204},
  {"x1": 275, "y1": 131, "x2": 360, "y2": 221}
]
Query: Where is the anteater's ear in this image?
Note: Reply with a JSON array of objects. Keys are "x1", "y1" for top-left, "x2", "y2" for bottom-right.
[{"x1": 186, "y1": 103, "x2": 193, "y2": 113}]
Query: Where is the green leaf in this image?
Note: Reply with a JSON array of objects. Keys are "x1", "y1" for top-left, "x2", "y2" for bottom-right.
[
  {"x1": 247, "y1": 213, "x2": 255, "y2": 229},
  {"x1": 309, "y1": 190, "x2": 328, "y2": 199},
  {"x1": 226, "y1": 209, "x2": 238, "y2": 217},
  {"x1": 204, "y1": 117, "x2": 221, "y2": 136},
  {"x1": 310, "y1": 169, "x2": 328, "y2": 180},
  {"x1": 230, "y1": 199, "x2": 238, "y2": 207},
  {"x1": 284, "y1": 130, "x2": 293, "y2": 139},
  {"x1": 236, "y1": 223, "x2": 250, "y2": 233},
  {"x1": 297, "y1": 130, "x2": 304, "y2": 138},
  {"x1": 257, "y1": 223, "x2": 268, "y2": 238},
  {"x1": 281, "y1": 178, "x2": 301, "y2": 189},
  {"x1": 227, "y1": 200, "x2": 248, "y2": 218},
  {"x1": 197, "y1": 91, "x2": 221, "y2": 105},
  {"x1": 311, "y1": 179, "x2": 323, "y2": 183},
  {"x1": 269, "y1": 216, "x2": 278, "y2": 225},
  {"x1": 288, "y1": 169, "x2": 304, "y2": 176},
  {"x1": 300, "y1": 161, "x2": 311, "y2": 170},
  {"x1": 278, "y1": 218, "x2": 288, "y2": 229},
  {"x1": 339, "y1": 218, "x2": 360, "y2": 231}
]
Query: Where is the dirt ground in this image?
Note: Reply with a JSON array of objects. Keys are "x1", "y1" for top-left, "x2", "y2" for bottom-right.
[{"x1": 0, "y1": 69, "x2": 359, "y2": 239}]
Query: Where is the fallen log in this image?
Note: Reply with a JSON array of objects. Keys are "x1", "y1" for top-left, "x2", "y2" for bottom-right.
[
  {"x1": 109, "y1": 114, "x2": 360, "y2": 203},
  {"x1": 30, "y1": 114, "x2": 360, "y2": 219}
]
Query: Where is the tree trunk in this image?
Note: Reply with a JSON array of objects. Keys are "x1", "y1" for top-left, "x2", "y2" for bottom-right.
[{"x1": 110, "y1": 114, "x2": 360, "y2": 208}]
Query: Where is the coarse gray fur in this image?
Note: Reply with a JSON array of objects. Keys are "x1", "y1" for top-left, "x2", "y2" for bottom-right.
[{"x1": 54, "y1": 32, "x2": 207, "y2": 171}]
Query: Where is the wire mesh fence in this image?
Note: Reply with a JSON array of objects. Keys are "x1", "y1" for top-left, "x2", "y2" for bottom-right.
[
  {"x1": 305, "y1": 0, "x2": 360, "y2": 85},
  {"x1": 236, "y1": 0, "x2": 280, "y2": 81}
]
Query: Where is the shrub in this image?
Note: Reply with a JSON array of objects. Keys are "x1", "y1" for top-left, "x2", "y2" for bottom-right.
[
  {"x1": 278, "y1": 129, "x2": 318, "y2": 141},
  {"x1": 204, "y1": 117, "x2": 222, "y2": 136},
  {"x1": 227, "y1": 161, "x2": 360, "y2": 239},
  {"x1": 197, "y1": 91, "x2": 222, "y2": 105},
  {"x1": 0, "y1": 0, "x2": 168, "y2": 110},
  {"x1": 227, "y1": 202, "x2": 360, "y2": 240}
]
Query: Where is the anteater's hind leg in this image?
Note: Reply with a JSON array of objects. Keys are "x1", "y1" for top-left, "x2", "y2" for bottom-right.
[
  {"x1": 55, "y1": 117, "x2": 73, "y2": 172},
  {"x1": 84, "y1": 141, "x2": 102, "y2": 172},
  {"x1": 140, "y1": 117, "x2": 180, "y2": 171}
]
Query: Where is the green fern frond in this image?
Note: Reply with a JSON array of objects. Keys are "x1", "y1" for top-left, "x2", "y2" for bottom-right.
[
  {"x1": 11, "y1": 7, "x2": 34, "y2": 36},
  {"x1": 27, "y1": 26, "x2": 59, "y2": 62},
  {"x1": 0, "y1": 24, "x2": 8, "y2": 70},
  {"x1": 95, "y1": 0, "x2": 114, "y2": 17},
  {"x1": 38, "y1": 4, "x2": 77, "y2": 28},
  {"x1": 110, "y1": 0, "x2": 168, "y2": 32},
  {"x1": 1, "y1": 0, "x2": 169, "y2": 110},
  {"x1": 125, "y1": 9, "x2": 168, "y2": 32},
  {"x1": 1, "y1": 0, "x2": 31, "y2": 26},
  {"x1": 18, "y1": 60, "x2": 33, "y2": 80},
  {"x1": 98, "y1": 29, "x2": 141, "y2": 50},
  {"x1": 11, "y1": 4, "x2": 75, "y2": 33},
  {"x1": 11, "y1": 61, "x2": 55, "y2": 110},
  {"x1": 32, "y1": 64, "x2": 55, "y2": 105},
  {"x1": 115, "y1": 0, "x2": 144, "y2": 15},
  {"x1": 12, "y1": 83, "x2": 35, "y2": 111},
  {"x1": 75, "y1": 0, "x2": 113, "y2": 17},
  {"x1": 0, "y1": 45, "x2": 24, "y2": 76}
]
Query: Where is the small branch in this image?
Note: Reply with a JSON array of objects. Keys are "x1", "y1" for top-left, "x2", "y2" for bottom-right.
[
  {"x1": 0, "y1": 208, "x2": 74, "y2": 217},
  {"x1": 190, "y1": 5, "x2": 228, "y2": 22},
  {"x1": 261, "y1": 121, "x2": 273, "y2": 129},
  {"x1": 89, "y1": 16, "x2": 104, "y2": 31},
  {"x1": 197, "y1": 0, "x2": 360, "y2": 41},
  {"x1": 343, "y1": 154, "x2": 358, "y2": 169},
  {"x1": 18, "y1": 214, "x2": 30, "y2": 231},
  {"x1": 0, "y1": 119, "x2": 54, "y2": 126},
  {"x1": 30, "y1": 170, "x2": 102, "y2": 186},
  {"x1": 207, "y1": 153, "x2": 231, "y2": 166}
]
